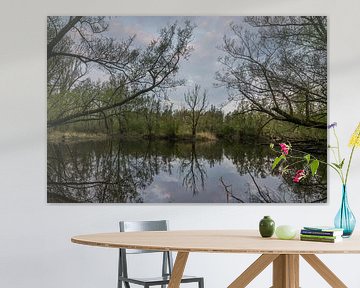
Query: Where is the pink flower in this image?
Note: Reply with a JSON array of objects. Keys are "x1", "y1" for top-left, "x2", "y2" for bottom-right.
[
  {"x1": 293, "y1": 169, "x2": 306, "y2": 183},
  {"x1": 279, "y1": 143, "x2": 289, "y2": 155}
]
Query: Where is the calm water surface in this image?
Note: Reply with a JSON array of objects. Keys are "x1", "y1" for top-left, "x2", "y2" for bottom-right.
[{"x1": 47, "y1": 139, "x2": 326, "y2": 203}]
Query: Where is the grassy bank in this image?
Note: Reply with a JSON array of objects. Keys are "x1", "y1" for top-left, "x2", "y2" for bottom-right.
[
  {"x1": 48, "y1": 131, "x2": 111, "y2": 143},
  {"x1": 47, "y1": 130, "x2": 219, "y2": 143}
]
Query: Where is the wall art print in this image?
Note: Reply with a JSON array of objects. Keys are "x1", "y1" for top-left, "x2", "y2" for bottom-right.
[{"x1": 47, "y1": 16, "x2": 327, "y2": 203}]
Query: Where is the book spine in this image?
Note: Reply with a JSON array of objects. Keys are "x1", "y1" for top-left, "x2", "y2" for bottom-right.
[
  {"x1": 300, "y1": 237, "x2": 337, "y2": 243},
  {"x1": 301, "y1": 230, "x2": 336, "y2": 236},
  {"x1": 300, "y1": 234, "x2": 337, "y2": 240}
]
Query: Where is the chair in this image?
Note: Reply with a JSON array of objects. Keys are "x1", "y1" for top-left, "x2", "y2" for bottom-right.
[{"x1": 118, "y1": 220, "x2": 204, "y2": 288}]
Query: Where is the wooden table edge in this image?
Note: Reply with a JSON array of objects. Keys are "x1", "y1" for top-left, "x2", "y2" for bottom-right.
[{"x1": 71, "y1": 236, "x2": 360, "y2": 254}]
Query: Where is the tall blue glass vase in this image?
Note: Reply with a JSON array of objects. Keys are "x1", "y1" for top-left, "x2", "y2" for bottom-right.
[{"x1": 334, "y1": 185, "x2": 356, "y2": 237}]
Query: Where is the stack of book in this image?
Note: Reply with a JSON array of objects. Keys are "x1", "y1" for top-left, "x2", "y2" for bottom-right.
[{"x1": 300, "y1": 226, "x2": 344, "y2": 243}]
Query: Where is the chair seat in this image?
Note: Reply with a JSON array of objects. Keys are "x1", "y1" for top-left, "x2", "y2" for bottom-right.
[{"x1": 119, "y1": 274, "x2": 203, "y2": 286}]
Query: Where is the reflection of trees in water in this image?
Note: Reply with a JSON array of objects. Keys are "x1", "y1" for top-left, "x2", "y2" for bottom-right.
[
  {"x1": 220, "y1": 143, "x2": 327, "y2": 203},
  {"x1": 48, "y1": 140, "x2": 222, "y2": 202},
  {"x1": 48, "y1": 141, "x2": 167, "y2": 203},
  {"x1": 220, "y1": 172, "x2": 326, "y2": 203},
  {"x1": 220, "y1": 173, "x2": 297, "y2": 203},
  {"x1": 224, "y1": 142, "x2": 273, "y2": 178},
  {"x1": 47, "y1": 139, "x2": 327, "y2": 203},
  {"x1": 179, "y1": 142, "x2": 207, "y2": 195},
  {"x1": 177, "y1": 141, "x2": 225, "y2": 195}
]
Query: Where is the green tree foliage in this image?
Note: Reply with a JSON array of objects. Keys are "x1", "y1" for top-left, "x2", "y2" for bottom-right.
[
  {"x1": 201, "y1": 105, "x2": 224, "y2": 135},
  {"x1": 48, "y1": 16, "x2": 327, "y2": 144},
  {"x1": 47, "y1": 16, "x2": 195, "y2": 128}
]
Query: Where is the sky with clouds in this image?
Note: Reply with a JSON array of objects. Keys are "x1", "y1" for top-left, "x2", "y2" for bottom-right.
[{"x1": 106, "y1": 16, "x2": 246, "y2": 113}]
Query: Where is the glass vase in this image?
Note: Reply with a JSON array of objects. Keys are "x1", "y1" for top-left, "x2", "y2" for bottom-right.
[{"x1": 334, "y1": 185, "x2": 356, "y2": 237}]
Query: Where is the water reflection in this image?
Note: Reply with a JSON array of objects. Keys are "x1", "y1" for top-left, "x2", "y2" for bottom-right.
[
  {"x1": 47, "y1": 139, "x2": 327, "y2": 203},
  {"x1": 179, "y1": 142, "x2": 207, "y2": 196}
]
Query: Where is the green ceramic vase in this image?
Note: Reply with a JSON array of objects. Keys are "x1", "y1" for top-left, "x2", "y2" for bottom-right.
[{"x1": 259, "y1": 216, "x2": 275, "y2": 237}]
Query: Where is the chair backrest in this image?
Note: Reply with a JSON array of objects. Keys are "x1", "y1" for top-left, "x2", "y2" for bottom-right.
[
  {"x1": 118, "y1": 220, "x2": 173, "y2": 283},
  {"x1": 119, "y1": 220, "x2": 168, "y2": 254},
  {"x1": 120, "y1": 220, "x2": 168, "y2": 232}
]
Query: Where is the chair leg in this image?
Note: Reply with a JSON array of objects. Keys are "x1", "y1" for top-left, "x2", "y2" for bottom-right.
[{"x1": 199, "y1": 278, "x2": 204, "y2": 288}]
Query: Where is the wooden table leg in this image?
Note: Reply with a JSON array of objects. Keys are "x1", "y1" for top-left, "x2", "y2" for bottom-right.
[
  {"x1": 301, "y1": 254, "x2": 347, "y2": 288},
  {"x1": 272, "y1": 254, "x2": 299, "y2": 288},
  {"x1": 168, "y1": 252, "x2": 189, "y2": 288},
  {"x1": 228, "y1": 254, "x2": 279, "y2": 288}
]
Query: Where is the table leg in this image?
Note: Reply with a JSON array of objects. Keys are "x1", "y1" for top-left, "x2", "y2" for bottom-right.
[
  {"x1": 301, "y1": 254, "x2": 347, "y2": 288},
  {"x1": 272, "y1": 254, "x2": 299, "y2": 288},
  {"x1": 229, "y1": 253, "x2": 348, "y2": 288},
  {"x1": 168, "y1": 252, "x2": 189, "y2": 288},
  {"x1": 228, "y1": 254, "x2": 279, "y2": 288}
]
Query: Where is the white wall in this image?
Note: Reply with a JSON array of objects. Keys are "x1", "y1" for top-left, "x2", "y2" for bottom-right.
[{"x1": 1, "y1": 0, "x2": 360, "y2": 287}]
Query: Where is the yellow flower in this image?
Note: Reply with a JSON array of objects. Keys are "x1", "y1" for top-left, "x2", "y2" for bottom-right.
[{"x1": 349, "y1": 122, "x2": 360, "y2": 147}]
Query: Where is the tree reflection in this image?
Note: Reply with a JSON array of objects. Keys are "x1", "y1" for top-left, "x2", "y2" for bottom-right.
[
  {"x1": 179, "y1": 142, "x2": 207, "y2": 195},
  {"x1": 48, "y1": 140, "x2": 167, "y2": 202},
  {"x1": 220, "y1": 143, "x2": 327, "y2": 203},
  {"x1": 47, "y1": 139, "x2": 327, "y2": 203}
]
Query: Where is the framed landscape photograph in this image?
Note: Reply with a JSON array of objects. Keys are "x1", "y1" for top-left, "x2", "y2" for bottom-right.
[{"x1": 47, "y1": 16, "x2": 327, "y2": 203}]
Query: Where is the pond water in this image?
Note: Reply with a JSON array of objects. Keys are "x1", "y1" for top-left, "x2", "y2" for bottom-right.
[{"x1": 47, "y1": 139, "x2": 327, "y2": 203}]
